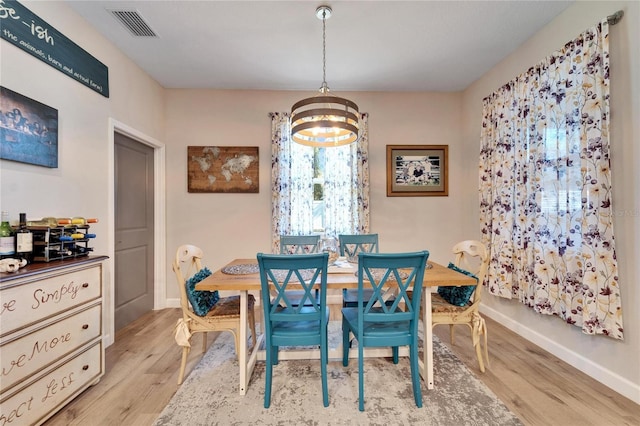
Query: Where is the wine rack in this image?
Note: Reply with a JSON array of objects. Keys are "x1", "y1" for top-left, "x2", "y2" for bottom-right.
[{"x1": 29, "y1": 224, "x2": 94, "y2": 262}]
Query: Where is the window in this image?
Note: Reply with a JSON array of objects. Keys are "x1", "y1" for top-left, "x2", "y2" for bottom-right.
[
  {"x1": 269, "y1": 113, "x2": 370, "y2": 253},
  {"x1": 312, "y1": 148, "x2": 326, "y2": 232}
]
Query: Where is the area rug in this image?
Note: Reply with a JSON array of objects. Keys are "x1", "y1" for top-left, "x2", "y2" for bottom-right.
[{"x1": 154, "y1": 323, "x2": 522, "y2": 426}]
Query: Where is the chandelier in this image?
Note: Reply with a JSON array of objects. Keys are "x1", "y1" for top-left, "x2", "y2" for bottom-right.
[{"x1": 290, "y1": 5, "x2": 360, "y2": 147}]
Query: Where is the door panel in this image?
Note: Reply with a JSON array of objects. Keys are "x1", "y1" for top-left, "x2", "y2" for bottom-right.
[{"x1": 114, "y1": 133, "x2": 154, "y2": 332}]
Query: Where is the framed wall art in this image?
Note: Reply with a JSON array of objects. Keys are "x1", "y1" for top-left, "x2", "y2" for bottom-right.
[
  {"x1": 187, "y1": 146, "x2": 259, "y2": 193},
  {"x1": 386, "y1": 145, "x2": 448, "y2": 196},
  {"x1": 0, "y1": 86, "x2": 58, "y2": 168}
]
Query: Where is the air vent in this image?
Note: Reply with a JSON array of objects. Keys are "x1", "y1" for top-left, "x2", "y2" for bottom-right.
[{"x1": 109, "y1": 10, "x2": 158, "y2": 37}]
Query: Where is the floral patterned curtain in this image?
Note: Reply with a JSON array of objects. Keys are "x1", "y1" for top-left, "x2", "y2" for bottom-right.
[
  {"x1": 479, "y1": 19, "x2": 623, "y2": 339},
  {"x1": 270, "y1": 112, "x2": 370, "y2": 253}
]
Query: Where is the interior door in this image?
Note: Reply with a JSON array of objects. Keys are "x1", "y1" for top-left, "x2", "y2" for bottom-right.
[{"x1": 114, "y1": 132, "x2": 154, "y2": 332}]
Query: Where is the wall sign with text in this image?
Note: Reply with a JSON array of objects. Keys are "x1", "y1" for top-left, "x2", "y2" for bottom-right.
[{"x1": 0, "y1": 0, "x2": 109, "y2": 97}]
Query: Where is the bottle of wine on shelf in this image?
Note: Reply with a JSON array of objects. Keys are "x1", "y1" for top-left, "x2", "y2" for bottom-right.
[
  {"x1": 56, "y1": 218, "x2": 72, "y2": 227},
  {"x1": 15, "y1": 213, "x2": 33, "y2": 264},
  {"x1": 0, "y1": 211, "x2": 16, "y2": 259},
  {"x1": 71, "y1": 217, "x2": 99, "y2": 226}
]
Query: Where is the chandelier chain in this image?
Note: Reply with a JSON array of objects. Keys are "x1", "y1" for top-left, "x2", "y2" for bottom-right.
[{"x1": 321, "y1": 8, "x2": 327, "y2": 91}]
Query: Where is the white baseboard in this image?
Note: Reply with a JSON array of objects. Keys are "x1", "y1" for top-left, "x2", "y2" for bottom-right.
[
  {"x1": 165, "y1": 298, "x2": 181, "y2": 308},
  {"x1": 480, "y1": 305, "x2": 640, "y2": 404}
]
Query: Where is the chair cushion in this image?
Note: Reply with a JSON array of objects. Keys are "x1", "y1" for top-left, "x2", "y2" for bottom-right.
[
  {"x1": 436, "y1": 263, "x2": 478, "y2": 307},
  {"x1": 206, "y1": 294, "x2": 255, "y2": 318},
  {"x1": 431, "y1": 293, "x2": 469, "y2": 313},
  {"x1": 185, "y1": 267, "x2": 219, "y2": 316}
]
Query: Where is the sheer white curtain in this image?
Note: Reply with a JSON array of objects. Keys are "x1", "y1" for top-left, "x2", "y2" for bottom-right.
[
  {"x1": 324, "y1": 114, "x2": 370, "y2": 238},
  {"x1": 270, "y1": 112, "x2": 370, "y2": 253},
  {"x1": 479, "y1": 19, "x2": 623, "y2": 339}
]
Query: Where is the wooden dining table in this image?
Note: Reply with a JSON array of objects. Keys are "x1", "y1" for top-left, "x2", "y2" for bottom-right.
[{"x1": 196, "y1": 258, "x2": 476, "y2": 395}]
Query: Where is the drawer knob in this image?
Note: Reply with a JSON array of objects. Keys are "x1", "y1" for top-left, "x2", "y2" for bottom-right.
[
  {"x1": 82, "y1": 365, "x2": 89, "y2": 371},
  {"x1": 82, "y1": 283, "x2": 89, "y2": 288},
  {"x1": 82, "y1": 324, "x2": 89, "y2": 329}
]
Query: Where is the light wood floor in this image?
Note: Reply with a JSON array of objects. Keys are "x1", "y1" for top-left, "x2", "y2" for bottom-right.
[{"x1": 45, "y1": 308, "x2": 639, "y2": 426}]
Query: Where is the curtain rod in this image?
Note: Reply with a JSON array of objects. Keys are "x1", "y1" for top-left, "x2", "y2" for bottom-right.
[{"x1": 607, "y1": 10, "x2": 624, "y2": 25}]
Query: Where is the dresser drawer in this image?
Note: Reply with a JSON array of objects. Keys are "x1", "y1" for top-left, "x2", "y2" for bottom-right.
[
  {"x1": 0, "y1": 342, "x2": 102, "y2": 426},
  {"x1": 0, "y1": 304, "x2": 101, "y2": 393},
  {"x1": 0, "y1": 265, "x2": 102, "y2": 337}
]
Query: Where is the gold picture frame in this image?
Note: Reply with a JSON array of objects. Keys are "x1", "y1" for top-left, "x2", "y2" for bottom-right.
[
  {"x1": 386, "y1": 145, "x2": 448, "y2": 196},
  {"x1": 187, "y1": 146, "x2": 259, "y2": 193}
]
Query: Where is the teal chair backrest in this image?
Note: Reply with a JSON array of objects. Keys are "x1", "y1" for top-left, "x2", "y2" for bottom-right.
[
  {"x1": 280, "y1": 235, "x2": 321, "y2": 254},
  {"x1": 338, "y1": 234, "x2": 379, "y2": 258},
  {"x1": 257, "y1": 252, "x2": 329, "y2": 331},
  {"x1": 357, "y1": 251, "x2": 428, "y2": 331}
]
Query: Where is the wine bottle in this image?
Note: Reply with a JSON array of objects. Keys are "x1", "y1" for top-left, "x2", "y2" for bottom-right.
[
  {"x1": 0, "y1": 211, "x2": 16, "y2": 259},
  {"x1": 44, "y1": 246, "x2": 71, "y2": 260},
  {"x1": 71, "y1": 217, "x2": 99, "y2": 225},
  {"x1": 15, "y1": 213, "x2": 33, "y2": 264},
  {"x1": 56, "y1": 218, "x2": 72, "y2": 227}
]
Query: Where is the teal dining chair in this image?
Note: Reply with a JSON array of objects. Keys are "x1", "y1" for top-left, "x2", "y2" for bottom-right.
[
  {"x1": 341, "y1": 250, "x2": 429, "y2": 411},
  {"x1": 257, "y1": 252, "x2": 330, "y2": 408},
  {"x1": 338, "y1": 234, "x2": 379, "y2": 308},
  {"x1": 279, "y1": 235, "x2": 321, "y2": 254},
  {"x1": 278, "y1": 235, "x2": 321, "y2": 305}
]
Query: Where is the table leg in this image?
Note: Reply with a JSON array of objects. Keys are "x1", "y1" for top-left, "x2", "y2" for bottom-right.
[
  {"x1": 419, "y1": 290, "x2": 435, "y2": 389},
  {"x1": 239, "y1": 290, "x2": 248, "y2": 395},
  {"x1": 238, "y1": 290, "x2": 264, "y2": 396}
]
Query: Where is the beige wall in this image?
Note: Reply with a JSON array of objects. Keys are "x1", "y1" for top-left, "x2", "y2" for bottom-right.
[
  {"x1": 1, "y1": 0, "x2": 638, "y2": 403},
  {"x1": 165, "y1": 90, "x2": 465, "y2": 276},
  {"x1": 0, "y1": 1, "x2": 166, "y2": 345},
  {"x1": 462, "y1": 1, "x2": 639, "y2": 403}
]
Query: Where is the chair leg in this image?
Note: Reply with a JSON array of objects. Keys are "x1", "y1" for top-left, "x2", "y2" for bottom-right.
[
  {"x1": 482, "y1": 328, "x2": 490, "y2": 368},
  {"x1": 264, "y1": 343, "x2": 273, "y2": 408},
  {"x1": 321, "y1": 330, "x2": 329, "y2": 407},
  {"x1": 201, "y1": 332, "x2": 208, "y2": 353},
  {"x1": 392, "y1": 346, "x2": 399, "y2": 364},
  {"x1": 409, "y1": 341, "x2": 423, "y2": 408},
  {"x1": 475, "y1": 338, "x2": 486, "y2": 373},
  {"x1": 342, "y1": 319, "x2": 350, "y2": 366},
  {"x1": 177, "y1": 346, "x2": 190, "y2": 385},
  {"x1": 227, "y1": 330, "x2": 240, "y2": 362},
  {"x1": 449, "y1": 324, "x2": 456, "y2": 345},
  {"x1": 473, "y1": 318, "x2": 489, "y2": 372},
  {"x1": 248, "y1": 308, "x2": 257, "y2": 348},
  {"x1": 358, "y1": 345, "x2": 365, "y2": 412}
]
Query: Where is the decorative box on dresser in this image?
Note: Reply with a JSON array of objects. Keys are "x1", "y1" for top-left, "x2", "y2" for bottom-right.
[{"x1": 0, "y1": 256, "x2": 108, "y2": 425}]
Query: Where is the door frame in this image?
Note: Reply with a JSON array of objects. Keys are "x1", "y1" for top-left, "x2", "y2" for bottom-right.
[{"x1": 106, "y1": 118, "x2": 166, "y2": 346}]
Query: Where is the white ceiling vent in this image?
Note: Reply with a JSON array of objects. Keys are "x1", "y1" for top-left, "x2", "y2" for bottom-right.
[{"x1": 109, "y1": 10, "x2": 158, "y2": 37}]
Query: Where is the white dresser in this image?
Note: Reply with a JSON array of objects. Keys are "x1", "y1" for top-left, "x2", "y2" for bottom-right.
[{"x1": 0, "y1": 256, "x2": 107, "y2": 425}]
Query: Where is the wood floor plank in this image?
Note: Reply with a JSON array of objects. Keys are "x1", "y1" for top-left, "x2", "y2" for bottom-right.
[
  {"x1": 432, "y1": 318, "x2": 640, "y2": 426},
  {"x1": 43, "y1": 308, "x2": 640, "y2": 426}
]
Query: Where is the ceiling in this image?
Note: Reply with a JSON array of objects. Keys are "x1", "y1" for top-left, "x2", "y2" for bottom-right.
[{"x1": 65, "y1": 1, "x2": 574, "y2": 92}]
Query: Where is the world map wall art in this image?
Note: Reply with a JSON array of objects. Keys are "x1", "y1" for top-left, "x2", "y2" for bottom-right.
[{"x1": 187, "y1": 146, "x2": 259, "y2": 193}]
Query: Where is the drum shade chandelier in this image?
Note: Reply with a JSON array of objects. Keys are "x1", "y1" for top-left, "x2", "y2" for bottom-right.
[{"x1": 291, "y1": 5, "x2": 360, "y2": 147}]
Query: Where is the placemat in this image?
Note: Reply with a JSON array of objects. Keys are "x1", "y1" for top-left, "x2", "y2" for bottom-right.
[
  {"x1": 221, "y1": 263, "x2": 259, "y2": 275},
  {"x1": 264, "y1": 268, "x2": 319, "y2": 283},
  {"x1": 355, "y1": 268, "x2": 410, "y2": 282}
]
